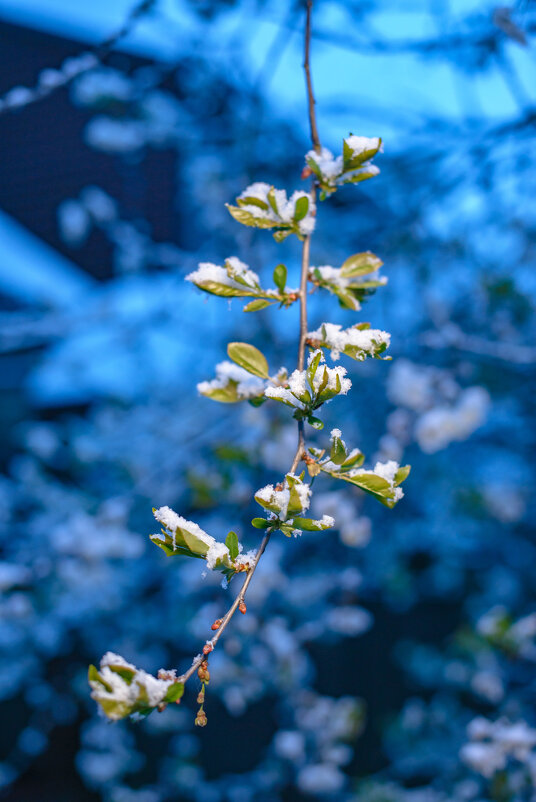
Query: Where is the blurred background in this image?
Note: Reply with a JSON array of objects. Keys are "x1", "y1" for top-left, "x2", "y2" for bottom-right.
[{"x1": 0, "y1": 0, "x2": 535, "y2": 800}]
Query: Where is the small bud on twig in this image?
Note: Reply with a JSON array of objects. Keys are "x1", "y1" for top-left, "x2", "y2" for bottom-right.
[
  {"x1": 211, "y1": 619, "x2": 222, "y2": 631},
  {"x1": 239, "y1": 601, "x2": 247, "y2": 614}
]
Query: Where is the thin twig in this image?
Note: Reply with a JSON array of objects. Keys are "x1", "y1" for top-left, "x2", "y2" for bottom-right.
[
  {"x1": 178, "y1": 529, "x2": 272, "y2": 684},
  {"x1": 177, "y1": 0, "x2": 322, "y2": 697},
  {"x1": 304, "y1": 0, "x2": 321, "y2": 153},
  {"x1": 0, "y1": 0, "x2": 157, "y2": 117}
]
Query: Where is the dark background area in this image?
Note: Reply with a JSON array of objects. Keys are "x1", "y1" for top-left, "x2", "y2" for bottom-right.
[{"x1": 0, "y1": 1, "x2": 535, "y2": 800}]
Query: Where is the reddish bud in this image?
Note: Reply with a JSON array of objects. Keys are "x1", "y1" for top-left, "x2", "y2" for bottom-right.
[
  {"x1": 211, "y1": 619, "x2": 222, "y2": 631},
  {"x1": 301, "y1": 166, "x2": 313, "y2": 180},
  {"x1": 239, "y1": 601, "x2": 247, "y2": 615},
  {"x1": 203, "y1": 643, "x2": 213, "y2": 656}
]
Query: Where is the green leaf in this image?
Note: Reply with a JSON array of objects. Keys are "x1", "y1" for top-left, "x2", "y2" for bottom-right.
[
  {"x1": 343, "y1": 136, "x2": 382, "y2": 170},
  {"x1": 225, "y1": 531, "x2": 239, "y2": 561},
  {"x1": 199, "y1": 380, "x2": 241, "y2": 403},
  {"x1": 227, "y1": 342, "x2": 269, "y2": 379},
  {"x1": 316, "y1": 366, "x2": 329, "y2": 396},
  {"x1": 279, "y1": 523, "x2": 295, "y2": 538},
  {"x1": 164, "y1": 682, "x2": 184, "y2": 704},
  {"x1": 345, "y1": 472, "x2": 391, "y2": 494},
  {"x1": 330, "y1": 435, "x2": 347, "y2": 465},
  {"x1": 273, "y1": 263, "x2": 287, "y2": 292},
  {"x1": 95, "y1": 697, "x2": 132, "y2": 720},
  {"x1": 340, "y1": 251, "x2": 383, "y2": 278},
  {"x1": 150, "y1": 533, "x2": 196, "y2": 558},
  {"x1": 341, "y1": 450, "x2": 364, "y2": 470},
  {"x1": 88, "y1": 664, "x2": 112, "y2": 692},
  {"x1": 273, "y1": 229, "x2": 292, "y2": 243},
  {"x1": 267, "y1": 187, "x2": 279, "y2": 214},
  {"x1": 285, "y1": 474, "x2": 307, "y2": 515},
  {"x1": 307, "y1": 416, "x2": 324, "y2": 430},
  {"x1": 243, "y1": 299, "x2": 273, "y2": 312},
  {"x1": 251, "y1": 517, "x2": 270, "y2": 529},
  {"x1": 343, "y1": 164, "x2": 380, "y2": 185},
  {"x1": 306, "y1": 461, "x2": 322, "y2": 477},
  {"x1": 294, "y1": 195, "x2": 309, "y2": 222},
  {"x1": 332, "y1": 287, "x2": 362, "y2": 311},
  {"x1": 307, "y1": 350, "x2": 322, "y2": 388},
  {"x1": 291, "y1": 516, "x2": 334, "y2": 531},
  {"x1": 248, "y1": 395, "x2": 267, "y2": 407},
  {"x1": 342, "y1": 138, "x2": 355, "y2": 169},
  {"x1": 395, "y1": 465, "x2": 411, "y2": 484},
  {"x1": 107, "y1": 664, "x2": 136, "y2": 684},
  {"x1": 181, "y1": 527, "x2": 211, "y2": 557},
  {"x1": 236, "y1": 196, "x2": 269, "y2": 211},
  {"x1": 191, "y1": 280, "x2": 258, "y2": 298},
  {"x1": 226, "y1": 204, "x2": 278, "y2": 229}
]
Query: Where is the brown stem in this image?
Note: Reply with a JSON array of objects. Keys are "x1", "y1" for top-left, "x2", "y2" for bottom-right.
[
  {"x1": 304, "y1": 0, "x2": 321, "y2": 153},
  {"x1": 179, "y1": 529, "x2": 271, "y2": 684},
  {"x1": 177, "y1": 0, "x2": 322, "y2": 694}
]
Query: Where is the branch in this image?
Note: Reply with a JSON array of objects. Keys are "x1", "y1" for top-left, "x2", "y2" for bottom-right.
[
  {"x1": 0, "y1": 0, "x2": 156, "y2": 117},
  {"x1": 176, "y1": 0, "x2": 322, "y2": 701},
  {"x1": 304, "y1": 0, "x2": 321, "y2": 154},
  {"x1": 178, "y1": 528, "x2": 272, "y2": 685}
]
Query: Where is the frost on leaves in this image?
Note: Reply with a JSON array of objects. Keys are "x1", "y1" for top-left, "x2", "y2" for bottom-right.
[
  {"x1": 89, "y1": 29, "x2": 410, "y2": 725},
  {"x1": 88, "y1": 652, "x2": 184, "y2": 721}
]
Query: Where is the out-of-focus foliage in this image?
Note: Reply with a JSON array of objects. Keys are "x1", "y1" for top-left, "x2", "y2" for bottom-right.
[{"x1": 0, "y1": 0, "x2": 535, "y2": 800}]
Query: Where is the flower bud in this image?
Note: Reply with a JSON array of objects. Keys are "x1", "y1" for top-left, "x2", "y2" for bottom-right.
[
  {"x1": 195, "y1": 710, "x2": 207, "y2": 727},
  {"x1": 211, "y1": 619, "x2": 222, "y2": 631},
  {"x1": 203, "y1": 643, "x2": 213, "y2": 656},
  {"x1": 239, "y1": 601, "x2": 247, "y2": 614}
]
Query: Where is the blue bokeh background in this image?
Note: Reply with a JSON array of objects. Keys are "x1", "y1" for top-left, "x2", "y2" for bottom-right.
[{"x1": 0, "y1": 1, "x2": 535, "y2": 800}]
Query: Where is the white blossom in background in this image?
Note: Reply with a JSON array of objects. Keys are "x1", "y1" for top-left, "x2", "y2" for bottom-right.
[
  {"x1": 312, "y1": 491, "x2": 371, "y2": 548},
  {"x1": 460, "y1": 717, "x2": 536, "y2": 779},
  {"x1": 387, "y1": 360, "x2": 490, "y2": 454},
  {"x1": 415, "y1": 387, "x2": 490, "y2": 453}
]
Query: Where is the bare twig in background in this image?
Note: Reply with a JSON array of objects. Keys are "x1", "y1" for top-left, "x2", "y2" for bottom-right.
[{"x1": 0, "y1": 0, "x2": 157, "y2": 116}]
